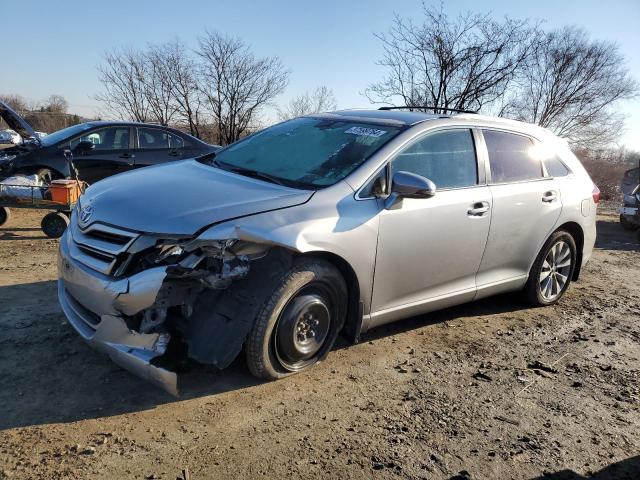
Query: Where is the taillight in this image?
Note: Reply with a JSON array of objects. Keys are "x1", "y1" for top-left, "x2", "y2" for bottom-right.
[{"x1": 592, "y1": 185, "x2": 601, "y2": 204}]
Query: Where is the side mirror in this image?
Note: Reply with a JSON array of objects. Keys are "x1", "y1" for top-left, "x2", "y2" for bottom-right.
[
  {"x1": 74, "y1": 140, "x2": 95, "y2": 154},
  {"x1": 384, "y1": 171, "x2": 436, "y2": 209}
]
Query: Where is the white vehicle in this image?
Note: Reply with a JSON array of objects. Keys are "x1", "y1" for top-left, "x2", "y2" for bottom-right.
[{"x1": 0, "y1": 129, "x2": 21, "y2": 144}]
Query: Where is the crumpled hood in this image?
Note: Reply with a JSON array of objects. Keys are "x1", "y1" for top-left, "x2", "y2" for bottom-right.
[
  {"x1": 0, "y1": 101, "x2": 38, "y2": 141},
  {"x1": 80, "y1": 160, "x2": 314, "y2": 235}
]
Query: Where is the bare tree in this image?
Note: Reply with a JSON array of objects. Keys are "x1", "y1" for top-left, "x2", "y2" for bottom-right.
[
  {"x1": 144, "y1": 45, "x2": 180, "y2": 126},
  {"x1": 156, "y1": 40, "x2": 204, "y2": 137},
  {"x1": 96, "y1": 49, "x2": 150, "y2": 122},
  {"x1": 197, "y1": 31, "x2": 289, "y2": 145},
  {"x1": 277, "y1": 85, "x2": 338, "y2": 121},
  {"x1": 502, "y1": 27, "x2": 638, "y2": 147},
  {"x1": 365, "y1": 3, "x2": 539, "y2": 112},
  {"x1": 0, "y1": 94, "x2": 32, "y2": 113},
  {"x1": 40, "y1": 94, "x2": 68, "y2": 114},
  {"x1": 0, "y1": 94, "x2": 81, "y2": 132}
]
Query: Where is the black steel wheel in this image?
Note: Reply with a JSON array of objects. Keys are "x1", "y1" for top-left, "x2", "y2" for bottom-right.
[
  {"x1": 41, "y1": 211, "x2": 69, "y2": 238},
  {"x1": 274, "y1": 290, "x2": 333, "y2": 371},
  {"x1": 0, "y1": 207, "x2": 10, "y2": 227},
  {"x1": 245, "y1": 258, "x2": 347, "y2": 380}
]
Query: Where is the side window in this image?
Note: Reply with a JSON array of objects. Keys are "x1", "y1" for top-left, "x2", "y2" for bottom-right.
[
  {"x1": 168, "y1": 133, "x2": 184, "y2": 149},
  {"x1": 70, "y1": 127, "x2": 130, "y2": 150},
  {"x1": 483, "y1": 130, "x2": 542, "y2": 183},
  {"x1": 391, "y1": 129, "x2": 478, "y2": 189},
  {"x1": 137, "y1": 128, "x2": 184, "y2": 149}
]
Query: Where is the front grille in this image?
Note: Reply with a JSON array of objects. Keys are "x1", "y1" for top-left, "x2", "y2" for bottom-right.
[{"x1": 70, "y1": 222, "x2": 139, "y2": 275}]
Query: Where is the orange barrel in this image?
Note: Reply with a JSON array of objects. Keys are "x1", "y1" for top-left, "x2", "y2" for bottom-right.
[{"x1": 48, "y1": 180, "x2": 82, "y2": 204}]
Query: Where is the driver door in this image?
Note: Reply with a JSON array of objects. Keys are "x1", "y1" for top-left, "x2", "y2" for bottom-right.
[{"x1": 370, "y1": 128, "x2": 491, "y2": 325}]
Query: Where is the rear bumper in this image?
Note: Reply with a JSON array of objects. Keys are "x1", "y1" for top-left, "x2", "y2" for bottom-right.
[{"x1": 57, "y1": 230, "x2": 178, "y2": 395}]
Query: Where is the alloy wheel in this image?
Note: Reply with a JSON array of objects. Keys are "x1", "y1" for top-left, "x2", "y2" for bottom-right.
[{"x1": 539, "y1": 240, "x2": 572, "y2": 301}]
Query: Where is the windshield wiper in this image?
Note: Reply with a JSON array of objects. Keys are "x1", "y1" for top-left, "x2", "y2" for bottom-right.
[
  {"x1": 209, "y1": 158, "x2": 284, "y2": 186},
  {"x1": 208, "y1": 158, "x2": 314, "y2": 190},
  {"x1": 226, "y1": 166, "x2": 288, "y2": 186}
]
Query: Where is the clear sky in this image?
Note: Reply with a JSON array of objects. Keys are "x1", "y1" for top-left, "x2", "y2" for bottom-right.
[{"x1": 2, "y1": 0, "x2": 639, "y2": 148}]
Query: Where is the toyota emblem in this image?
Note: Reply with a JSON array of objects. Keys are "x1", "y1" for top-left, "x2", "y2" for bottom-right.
[{"x1": 79, "y1": 205, "x2": 93, "y2": 225}]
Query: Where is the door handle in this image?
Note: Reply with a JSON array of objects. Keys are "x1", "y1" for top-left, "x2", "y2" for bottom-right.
[
  {"x1": 168, "y1": 150, "x2": 180, "y2": 157},
  {"x1": 119, "y1": 153, "x2": 135, "y2": 165},
  {"x1": 542, "y1": 190, "x2": 557, "y2": 203},
  {"x1": 468, "y1": 201, "x2": 490, "y2": 216}
]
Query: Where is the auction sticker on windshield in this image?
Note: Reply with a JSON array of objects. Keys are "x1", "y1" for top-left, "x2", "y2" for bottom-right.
[{"x1": 345, "y1": 126, "x2": 387, "y2": 137}]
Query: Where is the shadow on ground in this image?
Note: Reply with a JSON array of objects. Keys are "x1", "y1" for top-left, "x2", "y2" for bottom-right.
[
  {"x1": 529, "y1": 455, "x2": 640, "y2": 480},
  {"x1": 595, "y1": 218, "x2": 640, "y2": 251},
  {"x1": 0, "y1": 224, "x2": 45, "y2": 241}
]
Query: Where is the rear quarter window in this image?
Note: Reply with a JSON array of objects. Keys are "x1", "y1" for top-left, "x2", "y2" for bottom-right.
[{"x1": 544, "y1": 155, "x2": 570, "y2": 177}]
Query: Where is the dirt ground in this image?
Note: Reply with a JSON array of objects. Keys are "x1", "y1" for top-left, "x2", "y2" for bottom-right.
[{"x1": 0, "y1": 207, "x2": 638, "y2": 480}]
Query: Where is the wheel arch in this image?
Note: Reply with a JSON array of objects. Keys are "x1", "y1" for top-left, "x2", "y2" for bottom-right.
[
  {"x1": 298, "y1": 250, "x2": 363, "y2": 344},
  {"x1": 555, "y1": 221, "x2": 584, "y2": 281}
]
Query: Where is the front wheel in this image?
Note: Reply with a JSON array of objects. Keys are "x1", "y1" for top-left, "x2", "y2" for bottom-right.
[
  {"x1": 245, "y1": 258, "x2": 347, "y2": 380},
  {"x1": 524, "y1": 230, "x2": 577, "y2": 306}
]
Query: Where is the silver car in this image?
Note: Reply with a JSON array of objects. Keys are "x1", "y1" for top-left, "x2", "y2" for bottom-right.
[{"x1": 57, "y1": 109, "x2": 599, "y2": 394}]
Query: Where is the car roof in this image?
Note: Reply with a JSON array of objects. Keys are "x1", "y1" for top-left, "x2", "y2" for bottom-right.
[
  {"x1": 85, "y1": 120, "x2": 171, "y2": 128},
  {"x1": 316, "y1": 109, "x2": 443, "y2": 126},
  {"x1": 315, "y1": 109, "x2": 553, "y2": 138},
  {"x1": 81, "y1": 121, "x2": 208, "y2": 142}
]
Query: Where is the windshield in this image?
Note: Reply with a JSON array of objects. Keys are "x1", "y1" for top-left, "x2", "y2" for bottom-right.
[
  {"x1": 40, "y1": 123, "x2": 94, "y2": 147},
  {"x1": 211, "y1": 117, "x2": 402, "y2": 188}
]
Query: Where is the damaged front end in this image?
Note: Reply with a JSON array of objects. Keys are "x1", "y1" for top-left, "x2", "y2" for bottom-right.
[{"x1": 58, "y1": 220, "x2": 282, "y2": 396}]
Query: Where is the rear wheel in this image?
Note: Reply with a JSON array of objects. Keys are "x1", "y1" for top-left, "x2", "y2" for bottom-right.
[
  {"x1": 620, "y1": 214, "x2": 639, "y2": 231},
  {"x1": 245, "y1": 258, "x2": 347, "y2": 380},
  {"x1": 41, "y1": 211, "x2": 69, "y2": 238},
  {"x1": 0, "y1": 207, "x2": 10, "y2": 227},
  {"x1": 524, "y1": 230, "x2": 577, "y2": 306}
]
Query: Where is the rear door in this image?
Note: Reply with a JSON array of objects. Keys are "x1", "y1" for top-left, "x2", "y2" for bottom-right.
[
  {"x1": 475, "y1": 129, "x2": 562, "y2": 293},
  {"x1": 71, "y1": 126, "x2": 133, "y2": 183},
  {"x1": 133, "y1": 127, "x2": 187, "y2": 168}
]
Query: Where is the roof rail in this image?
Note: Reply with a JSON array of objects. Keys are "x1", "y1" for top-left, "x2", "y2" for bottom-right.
[{"x1": 378, "y1": 105, "x2": 477, "y2": 114}]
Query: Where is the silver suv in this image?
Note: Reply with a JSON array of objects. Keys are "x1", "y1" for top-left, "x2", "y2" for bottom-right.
[{"x1": 57, "y1": 109, "x2": 599, "y2": 394}]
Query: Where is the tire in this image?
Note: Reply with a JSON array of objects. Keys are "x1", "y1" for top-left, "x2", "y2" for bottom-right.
[
  {"x1": 620, "y1": 214, "x2": 639, "y2": 231},
  {"x1": 41, "y1": 211, "x2": 70, "y2": 238},
  {"x1": 245, "y1": 258, "x2": 347, "y2": 380},
  {"x1": 524, "y1": 230, "x2": 577, "y2": 306},
  {"x1": 0, "y1": 207, "x2": 10, "y2": 227}
]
